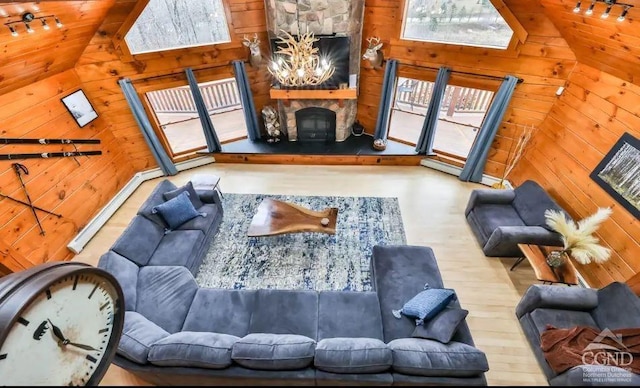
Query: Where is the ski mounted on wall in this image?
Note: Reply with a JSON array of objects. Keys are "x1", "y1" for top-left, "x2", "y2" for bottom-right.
[
  {"x1": 0, "y1": 138, "x2": 101, "y2": 145},
  {"x1": 0, "y1": 151, "x2": 102, "y2": 160}
]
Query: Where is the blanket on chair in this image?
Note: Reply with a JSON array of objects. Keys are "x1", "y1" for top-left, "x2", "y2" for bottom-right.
[{"x1": 540, "y1": 325, "x2": 640, "y2": 374}]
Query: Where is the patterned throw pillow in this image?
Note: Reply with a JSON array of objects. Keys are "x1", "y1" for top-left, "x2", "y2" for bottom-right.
[
  {"x1": 392, "y1": 284, "x2": 456, "y2": 325},
  {"x1": 152, "y1": 191, "x2": 204, "y2": 232}
]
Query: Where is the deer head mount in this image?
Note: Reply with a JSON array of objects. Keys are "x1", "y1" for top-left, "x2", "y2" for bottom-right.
[
  {"x1": 363, "y1": 37, "x2": 384, "y2": 69},
  {"x1": 242, "y1": 33, "x2": 262, "y2": 68}
]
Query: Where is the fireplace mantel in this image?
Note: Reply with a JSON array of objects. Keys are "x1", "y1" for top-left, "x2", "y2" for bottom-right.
[{"x1": 270, "y1": 88, "x2": 357, "y2": 107}]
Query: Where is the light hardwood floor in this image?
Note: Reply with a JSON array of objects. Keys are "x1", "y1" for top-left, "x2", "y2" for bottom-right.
[{"x1": 73, "y1": 163, "x2": 548, "y2": 386}]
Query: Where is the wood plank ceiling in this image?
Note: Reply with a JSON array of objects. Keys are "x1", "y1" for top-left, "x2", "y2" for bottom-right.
[
  {"x1": 0, "y1": 0, "x2": 116, "y2": 96},
  {"x1": 539, "y1": 0, "x2": 640, "y2": 84}
]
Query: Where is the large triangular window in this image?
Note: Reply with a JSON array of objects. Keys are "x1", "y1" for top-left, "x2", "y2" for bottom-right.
[
  {"x1": 402, "y1": 0, "x2": 518, "y2": 49},
  {"x1": 124, "y1": 0, "x2": 231, "y2": 55}
]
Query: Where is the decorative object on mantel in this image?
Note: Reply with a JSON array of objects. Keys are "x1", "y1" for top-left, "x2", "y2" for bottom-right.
[
  {"x1": 261, "y1": 105, "x2": 282, "y2": 143},
  {"x1": 362, "y1": 37, "x2": 384, "y2": 69},
  {"x1": 268, "y1": 29, "x2": 335, "y2": 87},
  {"x1": 492, "y1": 124, "x2": 536, "y2": 189},
  {"x1": 242, "y1": 33, "x2": 262, "y2": 68},
  {"x1": 589, "y1": 132, "x2": 640, "y2": 219},
  {"x1": 4, "y1": 11, "x2": 63, "y2": 37},
  {"x1": 544, "y1": 207, "x2": 613, "y2": 266}
]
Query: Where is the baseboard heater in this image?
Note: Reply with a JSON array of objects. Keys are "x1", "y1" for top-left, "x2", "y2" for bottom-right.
[
  {"x1": 67, "y1": 156, "x2": 215, "y2": 254},
  {"x1": 419, "y1": 159, "x2": 512, "y2": 188}
]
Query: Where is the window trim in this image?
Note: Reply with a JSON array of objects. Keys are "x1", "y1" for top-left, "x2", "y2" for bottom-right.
[
  {"x1": 396, "y1": 0, "x2": 527, "y2": 53},
  {"x1": 112, "y1": 0, "x2": 238, "y2": 63}
]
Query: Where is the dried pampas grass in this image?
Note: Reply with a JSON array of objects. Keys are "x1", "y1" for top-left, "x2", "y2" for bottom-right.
[{"x1": 544, "y1": 207, "x2": 612, "y2": 265}]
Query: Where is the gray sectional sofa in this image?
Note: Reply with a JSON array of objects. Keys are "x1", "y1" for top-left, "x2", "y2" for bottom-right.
[
  {"x1": 516, "y1": 282, "x2": 640, "y2": 386},
  {"x1": 98, "y1": 179, "x2": 489, "y2": 385}
]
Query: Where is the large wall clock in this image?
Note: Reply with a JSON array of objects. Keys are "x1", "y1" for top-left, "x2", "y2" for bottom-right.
[{"x1": 0, "y1": 261, "x2": 125, "y2": 385}]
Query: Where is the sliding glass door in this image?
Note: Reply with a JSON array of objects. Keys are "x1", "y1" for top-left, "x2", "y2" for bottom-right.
[
  {"x1": 145, "y1": 78, "x2": 247, "y2": 158},
  {"x1": 388, "y1": 76, "x2": 495, "y2": 159}
]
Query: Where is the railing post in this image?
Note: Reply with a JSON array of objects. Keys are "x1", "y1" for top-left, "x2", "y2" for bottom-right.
[{"x1": 447, "y1": 86, "x2": 462, "y2": 117}]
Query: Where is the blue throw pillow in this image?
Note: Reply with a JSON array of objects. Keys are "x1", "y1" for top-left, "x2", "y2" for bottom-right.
[
  {"x1": 152, "y1": 191, "x2": 205, "y2": 232},
  {"x1": 411, "y1": 307, "x2": 469, "y2": 343},
  {"x1": 392, "y1": 284, "x2": 456, "y2": 325},
  {"x1": 163, "y1": 181, "x2": 204, "y2": 210}
]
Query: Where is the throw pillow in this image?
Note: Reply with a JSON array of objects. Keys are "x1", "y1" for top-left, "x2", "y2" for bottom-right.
[
  {"x1": 152, "y1": 191, "x2": 204, "y2": 232},
  {"x1": 411, "y1": 307, "x2": 469, "y2": 344},
  {"x1": 392, "y1": 284, "x2": 456, "y2": 325},
  {"x1": 163, "y1": 181, "x2": 204, "y2": 210}
]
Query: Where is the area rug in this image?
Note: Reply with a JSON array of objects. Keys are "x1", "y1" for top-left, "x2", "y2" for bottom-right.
[{"x1": 195, "y1": 193, "x2": 406, "y2": 292}]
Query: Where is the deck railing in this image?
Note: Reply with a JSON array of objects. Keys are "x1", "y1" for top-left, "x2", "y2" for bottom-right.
[
  {"x1": 395, "y1": 78, "x2": 494, "y2": 114},
  {"x1": 147, "y1": 79, "x2": 242, "y2": 114}
]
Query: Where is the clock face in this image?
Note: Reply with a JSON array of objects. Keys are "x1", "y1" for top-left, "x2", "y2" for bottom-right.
[{"x1": 0, "y1": 271, "x2": 122, "y2": 385}]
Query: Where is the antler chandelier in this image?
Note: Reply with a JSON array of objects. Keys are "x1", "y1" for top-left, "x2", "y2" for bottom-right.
[{"x1": 268, "y1": 29, "x2": 335, "y2": 87}]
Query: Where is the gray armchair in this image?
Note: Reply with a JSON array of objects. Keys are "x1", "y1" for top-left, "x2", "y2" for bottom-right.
[
  {"x1": 465, "y1": 180, "x2": 566, "y2": 257},
  {"x1": 516, "y1": 282, "x2": 640, "y2": 386}
]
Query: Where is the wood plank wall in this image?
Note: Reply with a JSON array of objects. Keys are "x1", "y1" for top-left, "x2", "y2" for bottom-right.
[
  {"x1": 74, "y1": 0, "x2": 272, "y2": 172},
  {"x1": 510, "y1": 63, "x2": 640, "y2": 289},
  {"x1": 0, "y1": 69, "x2": 135, "y2": 273},
  {"x1": 358, "y1": 0, "x2": 577, "y2": 178}
]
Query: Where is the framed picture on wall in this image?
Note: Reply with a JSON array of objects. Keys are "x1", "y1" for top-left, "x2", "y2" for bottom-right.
[
  {"x1": 589, "y1": 132, "x2": 640, "y2": 219},
  {"x1": 61, "y1": 89, "x2": 98, "y2": 128}
]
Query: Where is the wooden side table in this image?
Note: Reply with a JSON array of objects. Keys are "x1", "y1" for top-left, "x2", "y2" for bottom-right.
[{"x1": 513, "y1": 244, "x2": 578, "y2": 286}]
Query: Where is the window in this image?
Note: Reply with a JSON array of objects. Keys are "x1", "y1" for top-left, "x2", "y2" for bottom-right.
[
  {"x1": 146, "y1": 78, "x2": 247, "y2": 158},
  {"x1": 388, "y1": 77, "x2": 494, "y2": 159},
  {"x1": 125, "y1": 0, "x2": 230, "y2": 55},
  {"x1": 401, "y1": 0, "x2": 514, "y2": 49}
]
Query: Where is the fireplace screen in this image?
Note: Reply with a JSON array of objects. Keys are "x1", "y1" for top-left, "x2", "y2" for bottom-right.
[{"x1": 295, "y1": 107, "x2": 336, "y2": 142}]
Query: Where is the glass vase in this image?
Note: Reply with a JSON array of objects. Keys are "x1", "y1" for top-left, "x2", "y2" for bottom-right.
[{"x1": 546, "y1": 250, "x2": 567, "y2": 268}]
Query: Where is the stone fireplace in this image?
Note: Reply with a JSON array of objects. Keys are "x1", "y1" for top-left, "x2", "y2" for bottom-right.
[
  {"x1": 281, "y1": 99, "x2": 354, "y2": 141},
  {"x1": 264, "y1": 0, "x2": 365, "y2": 142}
]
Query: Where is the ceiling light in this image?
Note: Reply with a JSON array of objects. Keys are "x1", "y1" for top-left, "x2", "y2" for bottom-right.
[
  {"x1": 4, "y1": 12, "x2": 63, "y2": 36},
  {"x1": 618, "y1": 5, "x2": 630, "y2": 21},
  {"x1": 573, "y1": 1, "x2": 582, "y2": 13},
  {"x1": 267, "y1": 30, "x2": 335, "y2": 87},
  {"x1": 601, "y1": 4, "x2": 613, "y2": 17},
  {"x1": 585, "y1": 1, "x2": 596, "y2": 15}
]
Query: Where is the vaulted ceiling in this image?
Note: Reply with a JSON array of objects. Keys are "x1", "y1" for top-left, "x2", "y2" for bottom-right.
[
  {"x1": 540, "y1": 0, "x2": 640, "y2": 84},
  {"x1": 0, "y1": 0, "x2": 117, "y2": 96},
  {"x1": 1, "y1": 0, "x2": 639, "y2": 97}
]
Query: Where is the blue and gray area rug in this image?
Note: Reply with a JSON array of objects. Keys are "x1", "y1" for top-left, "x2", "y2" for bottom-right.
[{"x1": 195, "y1": 193, "x2": 406, "y2": 292}]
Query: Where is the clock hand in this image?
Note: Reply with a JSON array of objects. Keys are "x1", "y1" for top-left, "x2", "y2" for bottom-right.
[
  {"x1": 66, "y1": 341, "x2": 99, "y2": 352},
  {"x1": 47, "y1": 319, "x2": 68, "y2": 343}
]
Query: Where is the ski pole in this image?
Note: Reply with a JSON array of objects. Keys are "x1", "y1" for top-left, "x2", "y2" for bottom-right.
[
  {"x1": 0, "y1": 193, "x2": 62, "y2": 218},
  {"x1": 11, "y1": 163, "x2": 45, "y2": 236}
]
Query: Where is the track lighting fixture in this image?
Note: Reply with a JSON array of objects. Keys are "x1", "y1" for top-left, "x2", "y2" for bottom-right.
[
  {"x1": 4, "y1": 12, "x2": 63, "y2": 37},
  {"x1": 617, "y1": 5, "x2": 630, "y2": 21},
  {"x1": 572, "y1": 0, "x2": 633, "y2": 20}
]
